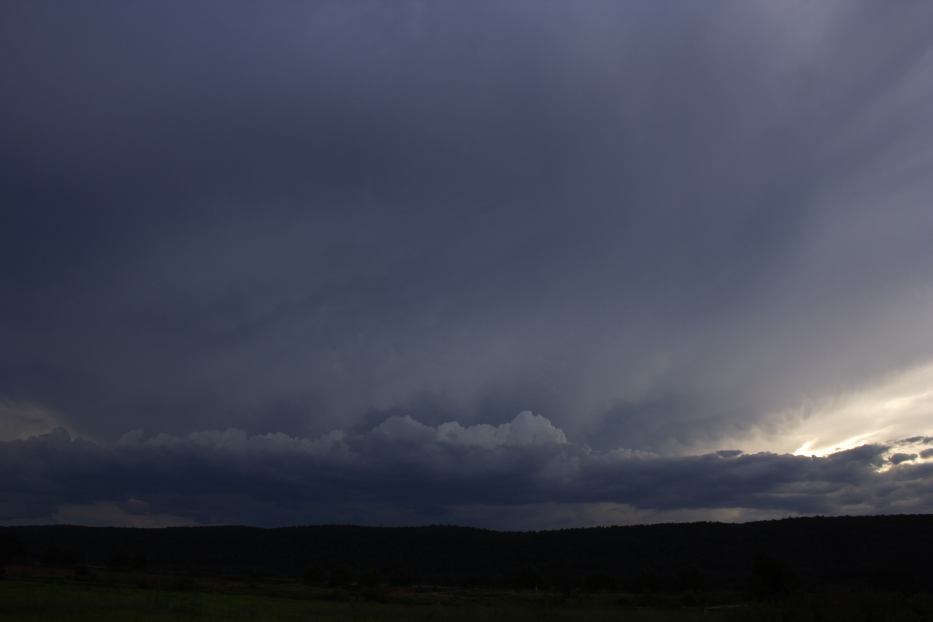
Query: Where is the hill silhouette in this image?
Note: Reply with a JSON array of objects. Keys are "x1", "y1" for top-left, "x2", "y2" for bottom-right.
[{"x1": 3, "y1": 515, "x2": 932, "y2": 594}]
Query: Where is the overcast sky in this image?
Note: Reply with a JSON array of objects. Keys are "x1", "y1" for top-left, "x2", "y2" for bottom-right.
[{"x1": 2, "y1": 0, "x2": 933, "y2": 529}]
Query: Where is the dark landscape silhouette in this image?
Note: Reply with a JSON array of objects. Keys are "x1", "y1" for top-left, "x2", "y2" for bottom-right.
[{"x1": 4, "y1": 514, "x2": 932, "y2": 595}]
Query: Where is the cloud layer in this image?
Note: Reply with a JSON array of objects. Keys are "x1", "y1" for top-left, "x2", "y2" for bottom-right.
[
  {"x1": 3, "y1": 413, "x2": 933, "y2": 529},
  {"x1": 2, "y1": 2, "x2": 933, "y2": 526}
]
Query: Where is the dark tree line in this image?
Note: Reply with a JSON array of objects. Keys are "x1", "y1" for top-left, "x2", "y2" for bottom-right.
[{"x1": 2, "y1": 515, "x2": 932, "y2": 596}]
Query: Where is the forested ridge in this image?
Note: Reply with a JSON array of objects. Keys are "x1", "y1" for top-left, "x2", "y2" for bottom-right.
[{"x1": 3, "y1": 515, "x2": 931, "y2": 594}]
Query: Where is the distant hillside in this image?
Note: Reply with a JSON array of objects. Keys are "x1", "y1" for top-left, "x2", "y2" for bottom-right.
[{"x1": 4, "y1": 515, "x2": 932, "y2": 594}]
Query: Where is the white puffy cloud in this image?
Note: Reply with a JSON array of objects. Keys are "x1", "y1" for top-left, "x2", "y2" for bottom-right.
[
  {"x1": 435, "y1": 411, "x2": 567, "y2": 448},
  {"x1": 121, "y1": 410, "x2": 567, "y2": 456}
]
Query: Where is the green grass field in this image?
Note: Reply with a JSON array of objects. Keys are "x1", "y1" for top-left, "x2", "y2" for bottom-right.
[
  {"x1": 2, "y1": 572, "x2": 931, "y2": 621},
  {"x1": 0, "y1": 571, "x2": 733, "y2": 622}
]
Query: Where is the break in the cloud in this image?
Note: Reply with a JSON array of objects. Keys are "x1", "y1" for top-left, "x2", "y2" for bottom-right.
[
  {"x1": 2, "y1": 413, "x2": 933, "y2": 528},
  {"x1": 2, "y1": 1, "x2": 933, "y2": 526},
  {"x1": 0, "y1": 401, "x2": 72, "y2": 442}
]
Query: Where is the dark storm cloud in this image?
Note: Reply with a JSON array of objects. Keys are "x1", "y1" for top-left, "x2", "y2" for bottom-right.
[
  {"x1": 2, "y1": 1, "x2": 933, "y2": 526},
  {"x1": 889, "y1": 452, "x2": 918, "y2": 465},
  {"x1": 2, "y1": 415, "x2": 931, "y2": 528},
  {"x1": 899, "y1": 437, "x2": 933, "y2": 446}
]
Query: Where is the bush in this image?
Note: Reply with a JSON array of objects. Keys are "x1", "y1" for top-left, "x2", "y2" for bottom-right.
[{"x1": 749, "y1": 554, "x2": 798, "y2": 600}]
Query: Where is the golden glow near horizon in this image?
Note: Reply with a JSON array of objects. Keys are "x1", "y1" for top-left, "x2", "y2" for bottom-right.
[
  {"x1": 723, "y1": 362, "x2": 933, "y2": 470},
  {"x1": 793, "y1": 430, "x2": 887, "y2": 458},
  {"x1": 787, "y1": 363, "x2": 933, "y2": 470}
]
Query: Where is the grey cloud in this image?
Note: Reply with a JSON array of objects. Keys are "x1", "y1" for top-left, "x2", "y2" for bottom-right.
[
  {"x1": 899, "y1": 437, "x2": 933, "y2": 446},
  {"x1": 1, "y1": 414, "x2": 930, "y2": 528},
  {"x1": 1, "y1": 1, "x2": 932, "y2": 453},
  {"x1": 716, "y1": 450, "x2": 743, "y2": 458},
  {"x1": 889, "y1": 452, "x2": 918, "y2": 465},
  {"x1": 0, "y1": 401, "x2": 70, "y2": 441}
]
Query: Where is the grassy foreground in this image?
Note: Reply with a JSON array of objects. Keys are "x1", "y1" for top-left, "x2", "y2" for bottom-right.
[
  {"x1": 2, "y1": 575, "x2": 932, "y2": 621},
  {"x1": 0, "y1": 579, "x2": 715, "y2": 621}
]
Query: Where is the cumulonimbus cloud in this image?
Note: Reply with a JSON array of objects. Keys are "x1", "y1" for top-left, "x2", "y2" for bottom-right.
[
  {"x1": 2, "y1": 1, "x2": 932, "y2": 458},
  {"x1": 3, "y1": 412, "x2": 933, "y2": 528}
]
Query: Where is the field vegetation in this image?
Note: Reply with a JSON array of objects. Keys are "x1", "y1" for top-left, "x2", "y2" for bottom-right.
[
  {"x1": 2, "y1": 566, "x2": 932, "y2": 621},
  {"x1": 3, "y1": 518, "x2": 933, "y2": 620}
]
